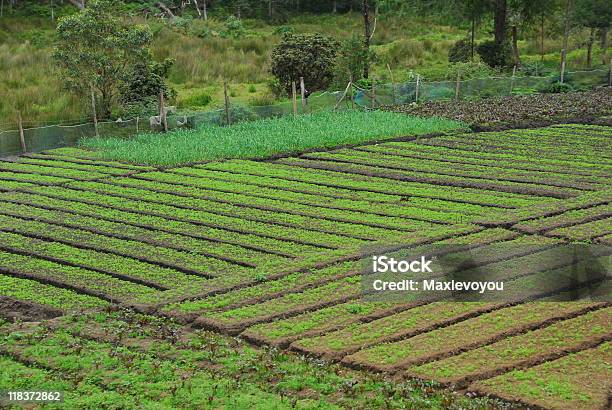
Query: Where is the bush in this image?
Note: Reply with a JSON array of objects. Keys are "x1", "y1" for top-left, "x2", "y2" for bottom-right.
[
  {"x1": 181, "y1": 93, "x2": 212, "y2": 108},
  {"x1": 220, "y1": 16, "x2": 245, "y2": 38},
  {"x1": 270, "y1": 33, "x2": 339, "y2": 95},
  {"x1": 448, "y1": 38, "x2": 472, "y2": 63},
  {"x1": 477, "y1": 40, "x2": 512, "y2": 68},
  {"x1": 539, "y1": 82, "x2": 574, "y2": 94}
]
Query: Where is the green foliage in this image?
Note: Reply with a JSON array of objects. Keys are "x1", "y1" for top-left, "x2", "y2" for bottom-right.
[
  {"x1": 53, "y1": 0, "x2": 155, "y2": 118},
  {"x1": 271, "y1": 33, "x2": 339, "y2": 94},
  {"x1": 336, "y1": 34, "x2": 370, "y2": 83},
  {"x1": 220, "y1": 16, "x2": 246, "y2": 38},
  {"x1": 539, "y1": 81, "x2": 574, "y2": 93},
  {"x1": 448, "y1": 38, "x2": 472, "y2": 63},
  {"x1": 180, "y1": 92, "x2": 213, "y2": 108},
  {"x1": 476, "y1": 39, "x2": 513, "y2": 68},
  {"x1": 120, "y1": 58, "x2": 175, "y2": 112}
]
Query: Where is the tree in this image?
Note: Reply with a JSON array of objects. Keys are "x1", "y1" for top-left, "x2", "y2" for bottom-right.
[
  {"x1": 494, "y1": 0, "x2": 507, "y2": 46},
  {"x1": 54, "y1": 0, "x2": 156, "y2": 118},
  {"x1": 362, "y1": 0, "x2": 372, "y2": 79},
  {"x1": 458, "y1": 0, "x2": 490, "y2": 60},
  {"x1": 270, "y1": 33, "x2": 339, "y2": 94},
  {"x1": 574, "y1": 0, "x2": 611, "y2": 67}
]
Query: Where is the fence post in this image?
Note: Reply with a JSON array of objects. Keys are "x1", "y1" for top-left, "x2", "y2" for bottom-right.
[
  {"x1": 510, "y1": 65, "x2": 516, "y2": 94},
  {"x1": 371, "y1": 77, "x2": 376, "y2": 109},
  {"x1": 300, "y1": 77, "x2": 306, "y2": 112},
  {"x1": 159, "y1": 91, "x2": 168, "y2": 132},
  {"x1": 136, "y1": 116, "x2": 139, "y2": 134},
  {"x1": 560, "y1": 60, "x2": 566, "y2": 84},
  {"x1": 455, "y1": 71, "x2": 461, "y2": 101},
  {"x1": 17, "y1": 111, "x2": 26, "y2": 153},
  {"x1": 609, "y1": 58, "x2": 612, "y2": 87},
  {"x1": 415, "y1": 74, "x2": 420, "y2": 103},
  {"x1": 292, "y1": 81, "x2": 298, "y2": 117},
  {"x1": 350, "y1": 75, "x2": 355, "y2": 109},
  {"x1": 223, "y1": 79, "x2": 231, "y2": 126},
  {"x1": 387, "y1": 64, "x2": 396, "y2": 104},
  {"x1": 90, "y1": 87, "x2": 99, "y2": 137}
]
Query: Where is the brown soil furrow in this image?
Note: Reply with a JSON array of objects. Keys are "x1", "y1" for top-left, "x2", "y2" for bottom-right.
[
  {"x1": 0, "y1": 296, "x2": 64, "y2": 322},
  {"x1": 513, "y1": 207, "x2": 612, "y2": 235},
  {"x1": 273, "y1": 158, "x2": 577, "y2": 199}
]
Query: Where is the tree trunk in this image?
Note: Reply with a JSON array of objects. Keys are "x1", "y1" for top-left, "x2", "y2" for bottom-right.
[
  {"x1": 202, "y1": 0, "x2": 207, "y2": 20},
  {"x1": 268, "y1": 0, "x2": 272, "y2": 19},
  {"x1": 511, "y1": 25, "x2": 521, "y2": 68},
  {"x1": 494, "y1": 0, "x2": 507, "y2": 46},
  {"x1": 67, "y1": 0, "x2": 84, "y2": 9},
  {"x1": 156, "y1": 2, "x2": 174, "y2": 21},
  {"x1": 193, "y1": 0, "x2": 202, "y2": 18},
  {"x1": 540, "y1": 13, "x2": 545, "y2": 62},
  {"x1": 362, "y1": 0, "x2": 370, "y2": 79},
  {"x1": 586, "y1": 27, "x2": 595, "y2": 69},
  {"x1": 560, "y1": 0, "x2": 572, "y2": 73},
  {"x1": 600, "y1": 27, "x2": 608, "y2": 65},
  {"x1": 333, "y1": 0, "x2": 337, "y2": 13},
  {"x1": 471, "y1": 15, "x2": 475, "y2": 61}
]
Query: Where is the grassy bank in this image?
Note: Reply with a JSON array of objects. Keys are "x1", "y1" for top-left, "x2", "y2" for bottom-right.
[{"x1": 80, "y1": 110, "x2": 466, "y2": 166}]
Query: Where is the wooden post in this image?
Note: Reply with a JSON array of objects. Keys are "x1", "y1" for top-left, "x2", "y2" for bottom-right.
[
  {"x1": 560, "y1": 60, "x2": 566, "y2": 84},
  {"x1": 223, "y1": 79, "x2": 231, "y2": 126},
  {"x1": 350, "y1": 75, "x2": 355, "y2": 109},
  {"x1": 299, "y1": 77, "x2": 306, "y2": 112},
  {"x1": 387, "y1": 64, "x2": 396, "y2": 103},
  {"x1": 17, "y1": 111, "x2": 26, "y2": 153},
  {"x1": 334, "y1": 81, "x2": 352, "y2": 111},
  {"x1": 291, "y1": 81, "x2": 298, "y2": 117},
  {"x1": 415, "y1": 74, "x2": 420, "y2": 103},
  {"x1": 371, "y1": 77, "x2": 376, "y2": 109},
  {"x1": 510, "y1": 65, "x2": 516, "y2": 94},
  {"x1": 455, "y1": 71, "x2": 461, "y2": 101},
  {"x1": 136, "y1": 116, "x2": 139, "y2": 134},
  {"x1": 608, "y1": 58, "x2": 611, "y2": 87},
  {"x1": 159, "y1": 91, "x2": 168, "y2": 132},
  {"x1": 90, "y1": 87, "x2": 99, "y2": 137}
]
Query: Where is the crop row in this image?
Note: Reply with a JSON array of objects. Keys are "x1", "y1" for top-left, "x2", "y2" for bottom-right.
[
  {"x1": 0, "y1": 274, "x2": 108, "y2": 311},
  {"x1": 165, "y1": 228, "x2": 515, "y2": 318},
  {"x1": 163, "y1": 167, "x2": 495, "y2": 215},
  {"x1": 0, "y1": 191, "x2": 323, "y2": 258},
  {"x1": 0, "y1": 250, "x2": 161, "y2": 304},
  {"x1": 25, "y1": 152, "x2": 157, "y2": 171},
  {"x1": 0, "y1": 200, "x2": 290, "y2": 267},
  {"x1": 0, "y1": 328, "x2": 295, "y2": 409},
  {"x1": 114, "y1": 174, "x2": 472, "y2": 224},
  {"x1": 422, "y1": 136, "x2": 607, "y2": 167},
  {"x1": 356, "y1": 142, "x2": 609, "y2": 178},
  {"x1": 274, "y1": 157, "x2": 582, "y2": 199},
  {"x1": 301, "y1": 150, "x2": 605, "y2": 190},
  {"x1": 16, "y1": 186, "x2": 366, "y2": 249},
  {"x1": 3, "y1": 157, "x2": 140, "y2": 176},
  {"x1": 546, "y1": 217, "x2": 612, "y2": 241},
  {"x1": 0, "y1": 213, "x2": 249, "y2": 280},
  {"x1": 476, "y1": 189, "x2": 612, "y2": 227},
  {"x1": 469, "y1": 342, "x2": 611, "y2": 410},
  {"x1": 197, "y1": 239, "x2": 578, "y2": 336},
  {"x1": 0, "y1": 228, "x2": 212, "y2": 291},
  {"x1": 200, "y1": 160, "x2": 548, "y2": 208},
  {"x1": 0, "y1": 179, "x2": 35, "y2": 192},
  {"x1": 341, "y1": 302, "x2": 600, "y2": 372},
  {"x1": 408, "y1": 307, "x2": 610, "y2": 388},
  {"x1": 0, "y1": 170, "x2": 72, "y2": 186},
  {"x1": 0, "y1": 161, "x2": 112, "y2": 181},
  {"x1": 65, "y1": 179, "x2": 440, "y2": 233},
  {"x1": 241, "y1": 251, "x2": 610, "y2": 350},
  {"x1": 513, "y1": 203, "x2": 612, "y2": 234}
]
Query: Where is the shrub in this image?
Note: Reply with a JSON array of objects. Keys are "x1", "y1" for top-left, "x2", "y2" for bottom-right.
[
  {"x1": 220, "y1": 16, "x2": 245, "y2": 38},
  {"x1": 448, "y1": 38, "x2": 472, "y2": 63},
  {"x1": 539, "y1": 82, "x2": 574, "y2": 93},
  {"x1": 270, "y1": 33, "x2": 339, "y2": 95},
  {"x1": 248, "y1": 84, "x2": 257, "y2": 93},
  {"x1": 476, "y1": 40, "x2": 512, "y2": 68},
  {"x1": 181, "y1": 93, "x2": 212, "y2": 107}
]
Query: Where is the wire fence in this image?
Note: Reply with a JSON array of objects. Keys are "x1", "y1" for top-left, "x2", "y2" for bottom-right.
[{"x1": 0, "y1": 68, "x2": 610, "y2": 158}]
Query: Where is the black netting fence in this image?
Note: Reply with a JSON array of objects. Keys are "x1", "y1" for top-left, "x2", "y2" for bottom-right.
[{"x1": 1, "y1": 69, "x2": 609, "y2": 157}]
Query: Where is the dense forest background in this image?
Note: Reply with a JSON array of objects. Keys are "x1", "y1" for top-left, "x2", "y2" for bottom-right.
[{"x1": 0, "y1": 0, "x2": 609, "y2": 127}]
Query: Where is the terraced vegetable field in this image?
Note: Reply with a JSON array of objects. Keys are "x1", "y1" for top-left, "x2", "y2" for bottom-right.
[{"x1": 0, "y1": 123, "x2": 610, "y2": 409}]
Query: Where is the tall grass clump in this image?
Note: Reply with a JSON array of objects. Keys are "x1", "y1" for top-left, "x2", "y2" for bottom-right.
[{"x1": 81, "y1": 110, "x2": 466, "y2": 166}]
